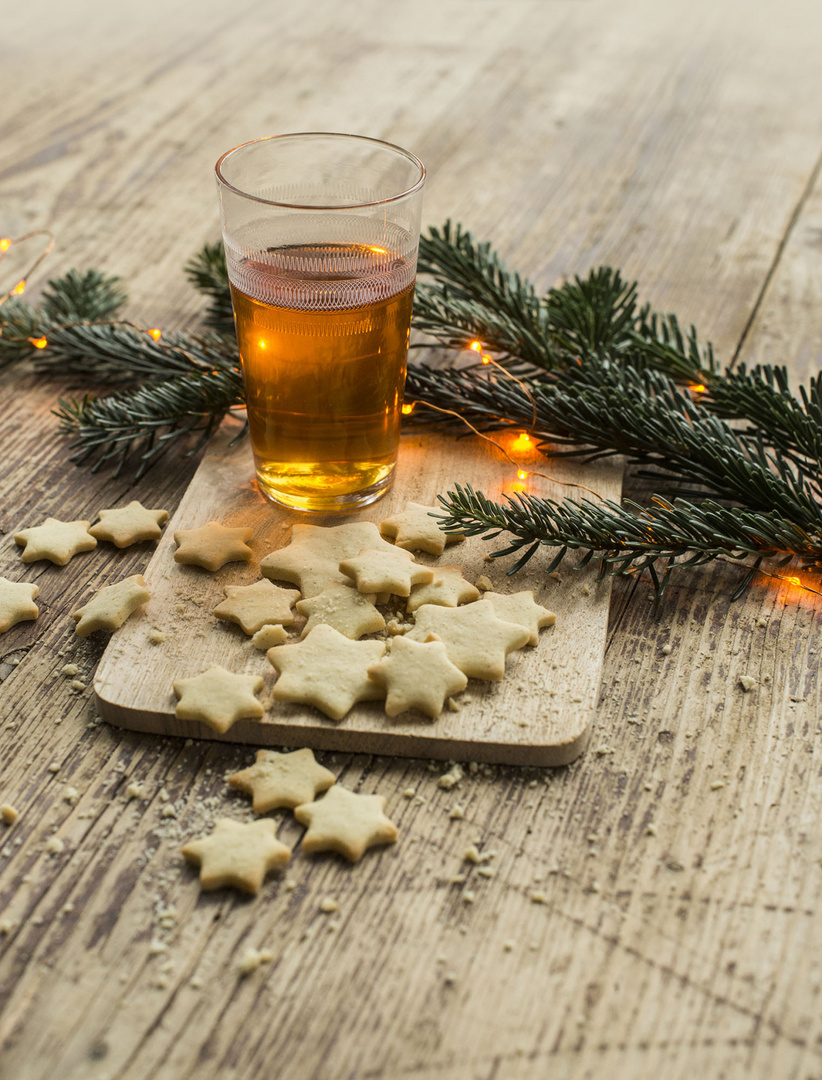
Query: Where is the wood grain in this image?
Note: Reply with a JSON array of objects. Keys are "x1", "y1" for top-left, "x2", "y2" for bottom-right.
[
  {"x1": 2, "y1": 1, "x2": 822, "y2": 1078},
  {"x1": 95, "y1": 423, "x2": 621, "y2": 765}
]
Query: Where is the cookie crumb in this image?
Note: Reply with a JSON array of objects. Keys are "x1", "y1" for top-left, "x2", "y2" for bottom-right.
[
  {"x1": 45, "y1": 836, "x2": 65, "y2": 855},
  {"x1": 148, "y1": 628, "x2": 166, "y2": 645},
  {"x1": 463, "y1": 844, "x2": 492, "y2": 865},
  {"x1": 237, "y1": 947, "x2": 267, "y2": 976},
  {"x1": 710, "y1": 781, "x2": 726, "y2": 791},
  {"x1": 126, "y1": 783, "x2": 146, "y2": 800},
  {"x1": 463, "y1": 891, "x2": 475, "y2": 904},
  {"x1": 530, "y1": 891, "x2": 547, "y2": 904},
  {"x1": 503, "y1": 940, "x2": 516, "y2": 951},
  {"x1": 645, "y1": 823, "x2": 657, "y2": 836},
  {"x1": 448, "y1": 805, "x2": 465, "y2": 820},
  {"x1": 1, "y1": 805, "x2": 19, "y2": 826},
  {"x1": 739, "y1": 674, "x2": 756, "y2": 692},
  {"x1": 47, "y1": 763, "x2": 61, "y2": 774},
  {"x1": 438, "y1": 764, "x2": 463, "y2": 790},
  {"x1": 477, "y1": 866, "x2": 495, "y2": 879},
  {"x1": 402, "y1": 787, "x2": 416, "y2": 799},
  {"x1": 284, "y1": 878, "x2": 297, "y2": 891},
  {"x1": 61, "y1": 663, "x2": 79, "y2": 677},
  {"x1": 475, "y1": 575, "x2": 493, "y2": 592},
  {"x1": 446, "y1": 697, "x2": 460, "y2": 712},
  {"x1": 319, "y1": 897, "x2": 338, "y2": 914},
  {"x1": 64, "y1": 787, "x2": 79, "y2": 805},
  {"x1": 661, "y1": 643, "x2": 672, "y2": 655}
]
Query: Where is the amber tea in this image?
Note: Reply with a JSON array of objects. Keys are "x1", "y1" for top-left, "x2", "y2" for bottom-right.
[
  {"x1": 231, "y1": 241, "x2": 415, "y2": 512},
  {"x1": 216, "y1": 133, "x2": 425, "y2": 510}
]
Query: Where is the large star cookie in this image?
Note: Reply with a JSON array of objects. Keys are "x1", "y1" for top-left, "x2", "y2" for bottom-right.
[
  {"x1": 380, "y1": 501, "x2": 464, "y2": 555},
  {"x1": 173, "y1": 665, "x2": 264, "y2": 733},
  {"x1": 229, "y1": 748, "x2": 335, "y2": 813},
  {"x1": 174, "y1": 522, "x2": 253, "y2": 571},
  {"x1": 339, "y1": 547, "x2": 433, "y2": 598},
  {"x1": 72, "y1": 575, "x2": 151, "y2": 637},
  {"x1": 267, "y1": 624, "x2": 385, "y2": 721},
  {"x1": 406, "y1": 603, "x2": 530, "y2": 680},
  {"x1": 296, "y1": 582, "x2": 385, "y2": 639},
  {"x1": 89, "y1": 500, "x2": 169, "y2": 547},
  {"x1": 14, "y1": 518, "x2": 96, "y2": 565},
  {"x1": 294, "y1": 785, "x2": 398, "y2": 862},
  {"x1": 368, "y1": 635, "x2": 468, "y2": 718},
  {"x1": 406, "y1": 565, "x2": 480, "y2": 613},
  {"x1": 181, "y1": 818, "x2": 291, "y2": 894},
  {"x1": 260, "y1": 522, "x2": 396, "y2": 598},
  {"x1": 481, "y1": 591, "x2": 556, "y2": 645},
  {"x1": 213, "y1": 579, "x2": 300, "y2": 635},
  {"x1": 0, "y1": 578, "x2": 39, "y2": 633}
]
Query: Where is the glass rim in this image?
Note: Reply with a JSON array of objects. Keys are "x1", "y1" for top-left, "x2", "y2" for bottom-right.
[{"x1": 215, "y1": 132, "x2": 426, "y2": 211}]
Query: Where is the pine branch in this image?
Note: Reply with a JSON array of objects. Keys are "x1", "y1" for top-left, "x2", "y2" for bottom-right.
[
  {"x1": 35, "y1": 323, "x2": 239, "y2": 383},
  {"x1": 413, "y1": 222, "x2": 556, "y2": 369},
  {"x1": 185, "y1": 241, "x2": 235, "y2": 334},
  {"x1": 435, "y1": 484, "x2": 822, "y2": 601},
  {"x1": 54, "y1": 366, "x2": 244, "y2": 478},
  {"x1": 405, "y1": 359, "x2": 822, "y2": 529}
]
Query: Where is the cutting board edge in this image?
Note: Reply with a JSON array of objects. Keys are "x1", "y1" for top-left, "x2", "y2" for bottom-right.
[{"x1": 94, "y1": 682, "x2": 593, "y2": 767}]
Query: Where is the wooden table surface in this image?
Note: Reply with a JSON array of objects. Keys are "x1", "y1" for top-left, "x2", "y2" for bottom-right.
[{"x1": 2, "y1": 2, "x2": 822, "y2": 1077}]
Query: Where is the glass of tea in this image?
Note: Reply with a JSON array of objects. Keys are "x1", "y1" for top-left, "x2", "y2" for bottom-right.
[{"x1": 215, "y1": 133, "x2": 425, "y2": 513}]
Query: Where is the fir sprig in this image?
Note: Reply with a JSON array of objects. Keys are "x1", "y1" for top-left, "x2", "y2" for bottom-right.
[
  {"x1": 435, "y1": 484, "x2": 822, "y2": 602},
  {"x1": 55, "y1": 366, "x2": 244, "y2": 478},
  {"x1": 184, "y1": 241, "x2": 234, "y2": 334}
]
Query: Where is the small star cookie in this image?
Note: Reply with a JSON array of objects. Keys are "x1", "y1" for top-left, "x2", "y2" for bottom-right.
[
  {"x1": 268, "y1": 624, "x2": 385, "y2": 721},
  {"x1": 181, "y1": 818, "x2": 291, "y2": 894},
  {"x1": 481, "y1": 591, "x2": 556, "y2": 645},
  {"x1": 72, "y1": 575, "x2": 151, "y2": 637},
  {"x1": 14, "y1": 518, "x2": 96, "y2": 565},
  {"x1": 406, "y1": 603, "x2": 530, "y2": 680},
  {"x1": 380, "y1": 501, "x2": 464, "y2": 555},
  {"x1": 251, "y1": 624, "x2": 288, "y2": 650},
  {"x1": 89, "y1": 500, "x2": 169, "y2": 547},
  {"x1": 173, "y1": 665, "x2": 264, "y2": 733},
  {"x1": 260, "y1": 522, "x2": 396, "y2": 598},
  {"x1": 295, "y1": 785, "x2": 398, "y2": 862},
  {"x1": 213, "y1": 579, "x2": 300, "y2": 635},
  {"x1": 174, "y1": 522, "x2": 253, "y2": 571},
  {"x1": 406, "y1": 565, "x2": 480, "y2": 613},
  {"x1": 229, "y1": 748, "x2": 336, "y2": 813},
  {"x1": 339, "y1": 547, "x2": 434, "y2": 598},
  {"x1": 296, "y1": 582, "x2": 385, "y2": 640},
  {"x1": 368, "y1": 635, "x2": 468, "y2": 718},
  {"x1": 0, "y1": 578, "x2": 39, "y2": 633}
]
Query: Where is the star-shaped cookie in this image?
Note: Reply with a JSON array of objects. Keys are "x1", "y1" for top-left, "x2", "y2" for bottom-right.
[
  {"x1": 296, "y1": 582, "x2": 385, "y2": 640},
  {"x1": 89, "y1": 500, "x2": 169, "y2": 547},
  {"x1": 0, "y1": 578, "x2": 39, "y2": 633},
  {"x1": 294, "y1": 785, "x2": 398, "y2": 862},
  {"x1": 339, "y1": 547, "x2": 433, "y2": 598},
  {"x1": 406, "y1": 602, "x2": 530, "y2": 680},
  {"x1": 380, "y1": 501, "x2": 464, "y2": 555},
  {"x1": 481, "y1": 591, "x2": 556, "y2": 645},
  {"x1": 181, "y1": 818, "x2": 291, "y2": 894},
  {"x1": 174, "y1": 522, "x2": 253, "y2": 571},
  {"x1": 213, "y1": 579, "x2": 300, "y2": 635},
  {"x1": 406, "y1": 565, "x2": 481, "y2": 613},
  {"x1": 72, "y1": 574, "x2": 151, "y2": 637},
  {"x1": 368, "y1": 635, "x2": 468, "y2": 718},
  {"x1": 267, "y1": 624, "x2": 385, "y2": 721},
  {"x1": 14, "y1": 518, "x2": 97, "y2": 565},
  {"x1": 260, "y1": 522, "x2": 396, "y2": 598},
  {"x1": 229, "y1": 748, "x2": 336, "y2": 813},
  {"x1": 173, "y1": 665, "x2": 264, "y2": 733}
]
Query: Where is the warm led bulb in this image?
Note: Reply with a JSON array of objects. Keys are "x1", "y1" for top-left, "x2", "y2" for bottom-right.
[
  {"x1": 148, "y1": 327, "x2": 162, "y2": 341},
  {"x1": 28, "y1": 336, "x2": 48, "y2": 349}
]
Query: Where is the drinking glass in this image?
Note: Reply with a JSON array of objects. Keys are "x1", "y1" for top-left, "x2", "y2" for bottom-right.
[{"x1": 215, "y1": 132, "x2": 425, "y2": 513}]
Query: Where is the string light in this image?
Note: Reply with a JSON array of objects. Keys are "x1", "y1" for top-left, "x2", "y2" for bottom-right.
[
  {"x1": 690, "y1": 384, "x2": 708, "y2": 394},
  {"x1": 0, "y1": 229, "x2": 56, "y2": 308},
  {"x1": 401, "y1": 403, "x2": 415, "y2": 415},
  {"x1": 148, "y1": 327, "x2": 162, "y2": 341},
  {"x1": 511, "y1": 431, "x2": 532, "y2": 453},
  {"x1": 28, "y1": 336, "x2": 48, "y2": 349}
]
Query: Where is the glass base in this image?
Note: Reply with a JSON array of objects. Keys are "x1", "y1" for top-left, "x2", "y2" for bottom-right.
[{"x1": 256, "y1": 466, "x2": 396, "y2": 514}]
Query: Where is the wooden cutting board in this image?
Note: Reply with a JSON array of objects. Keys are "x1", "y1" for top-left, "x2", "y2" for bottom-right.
[{"x1": 94, "y1": 418, "x2": 622, "y2": 765}]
